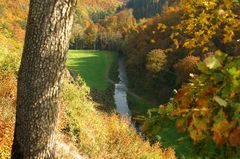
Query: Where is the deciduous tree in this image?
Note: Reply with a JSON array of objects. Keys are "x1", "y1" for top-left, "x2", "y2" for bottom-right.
[{"x1": 11, "y1": 0, "x2": 77, "y2": 158}]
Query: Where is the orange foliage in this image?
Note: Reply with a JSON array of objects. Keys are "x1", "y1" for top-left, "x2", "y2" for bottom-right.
[
  {"x1": 0, "y1": 73, "x2": 17, "y2": 158},
  {"x1": 229, "y1": 127, "x2": 240, "y2": 147}
]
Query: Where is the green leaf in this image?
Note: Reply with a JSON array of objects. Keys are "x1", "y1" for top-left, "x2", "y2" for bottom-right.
[
  {"x1": 213, "y1": 96, "x2": 227, "y2": 107},
  {"x1": 204, "y1": 56, "x2": 222, "y2": 69}
]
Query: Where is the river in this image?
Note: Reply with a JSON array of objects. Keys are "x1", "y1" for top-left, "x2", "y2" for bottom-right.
[{"x1": 113, "y1": 55, "x2": 131, "y2": 116}]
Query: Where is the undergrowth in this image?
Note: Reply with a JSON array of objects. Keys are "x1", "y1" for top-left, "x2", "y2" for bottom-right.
[
  {"x1": 0, "y1": 45, "x2": 19, "y2": 159},
  {"x1": 60, "y1": 77, "x2": 176, "y2": 159}
]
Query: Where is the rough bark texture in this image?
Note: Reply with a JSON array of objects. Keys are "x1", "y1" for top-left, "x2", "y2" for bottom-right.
[{"x1": 11, "y1": 0, "x2": 77, "y2": 158}]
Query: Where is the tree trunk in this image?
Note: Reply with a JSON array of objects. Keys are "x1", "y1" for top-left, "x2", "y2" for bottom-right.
[{"x1": 11, "y1": 0, "x2": 77, "y2": 158}]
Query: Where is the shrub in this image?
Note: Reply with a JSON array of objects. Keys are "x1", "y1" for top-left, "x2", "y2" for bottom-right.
[
  {"x1": 0, "y1": 46, "x2": 20, "y2": 73},
  {"x1": 146, "y1": 49, "x2": 168, "y2": 74},
  {"x1": 174, "y1": 55, "x2": 200, "y2": 84}
]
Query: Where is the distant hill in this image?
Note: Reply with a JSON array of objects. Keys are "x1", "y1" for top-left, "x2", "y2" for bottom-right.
[{"x1": 125, "y1": 0, "x2": 171, "y2": 19}]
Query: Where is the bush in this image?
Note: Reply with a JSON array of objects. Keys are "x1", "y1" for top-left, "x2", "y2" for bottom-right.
[
  {"x1": 146, "y1": 49, "x2": 168, "y2": 74},
  {"x1": 174, "y1": 55, "x2": 200, "y2": 84},
  {"x1": 0, "y1": 46, "x2": 20, "y2": 73}
]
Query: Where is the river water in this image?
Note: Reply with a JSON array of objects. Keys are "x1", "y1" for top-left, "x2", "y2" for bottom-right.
[{"x1": 113, "y1": 56, "x2": 131, "y2": 116}]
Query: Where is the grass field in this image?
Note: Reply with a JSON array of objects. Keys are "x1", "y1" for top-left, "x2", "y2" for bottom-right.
[{"x1": 67, "y1": 50, "x2": 117, "y2": 91}]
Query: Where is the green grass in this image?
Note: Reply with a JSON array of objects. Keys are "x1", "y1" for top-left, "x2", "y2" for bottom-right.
[
  {"x1": 67, "y1": 50, "x2": 117, "y2": 91},
  {"x1": 127, "y1": 94, "x2": 154, "y2": 116}
]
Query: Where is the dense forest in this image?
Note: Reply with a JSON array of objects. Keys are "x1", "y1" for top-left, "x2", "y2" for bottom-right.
[
  {"x1": 0, "y1": 0, "x2": 240, "y2": 158},
  {"x1": 125, "y1": 0, "x2": 170, "y2": 19}
]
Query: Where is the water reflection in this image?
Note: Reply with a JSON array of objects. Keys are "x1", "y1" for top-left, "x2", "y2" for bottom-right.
[{"x1": 114, "y1": 56, "x2": 131, "y2": 116}]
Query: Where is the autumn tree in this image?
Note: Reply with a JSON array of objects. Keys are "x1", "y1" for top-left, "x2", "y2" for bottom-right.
[
  {"x1": 11, "y1": 0, "x2": 77, "y2": 158},
  {"x1": 83, "y1": 23, "x2": 98, "y2": 49},
  {"x1": 170, "y1": 0, "x2": 240, "y2": 55},
  {"x1": 146, "y1": 49, "x2": 168, "y2": 74},
  {"x1": 98, "y1": 9, "x2": 135, "y2": 50}
]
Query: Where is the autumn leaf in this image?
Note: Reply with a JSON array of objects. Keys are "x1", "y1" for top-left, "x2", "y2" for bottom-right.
[
  {"x1": 223, "y1": 26, "x2": 234, "y2": 44},
  {"x1": 175, "y1": 89, "x2": 188, "y2": 100},
  {"x1": 213, "y1": 131, "x2": 225, "y2": 145},
  {"x1": 142, "y1": 121, "x2": 150, "y2": 132},
  {"x1": 202, "y1": 47, "x2": 209, "y2": 52},
  {"x1": 173, "y1": 39, "x2": 179, "y2": 49},
  {"x1": 176, "y1": 119, "x2": 186, "y2": 132},
  {"x1": 188, "y1": 120, "x2": 206, "y2": 142},
  {"x1": 229, "y1": 127, "x2": 240, "y2": 147},
  {"x1": 196, "y1": 98, "x2": 209, "y2": 108}
]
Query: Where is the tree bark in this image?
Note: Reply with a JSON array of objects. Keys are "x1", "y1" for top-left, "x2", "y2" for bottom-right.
[{"x1": 11, "y1": 0, "x2": 77, "y2": 158}]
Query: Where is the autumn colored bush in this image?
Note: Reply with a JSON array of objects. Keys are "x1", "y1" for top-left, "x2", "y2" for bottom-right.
[
  {"x1": 60, "y1": 77, "x2": 175, "y2": 159},
  {"x1": 174, "y1": 55, "x2": 200, "y2": 84},
  {"x1": 146, "y1": 49, "x2": 168, "y2": 74},
  {"x1": 145, "y1": 51, "x2": 240, "y2": 158}
]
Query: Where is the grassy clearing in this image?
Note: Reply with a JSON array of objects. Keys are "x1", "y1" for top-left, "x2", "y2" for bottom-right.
[{"x1": 67, "y1": 50, "x2": 117, "y2": 91}]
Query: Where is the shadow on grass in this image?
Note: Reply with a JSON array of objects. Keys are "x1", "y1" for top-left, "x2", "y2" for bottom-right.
[
  {"x1": 67, "y1": 50, "x2": 117, "y2": 112},
  {"x1": 67, "y1": 55, "x2": 108, "y2": 91}
]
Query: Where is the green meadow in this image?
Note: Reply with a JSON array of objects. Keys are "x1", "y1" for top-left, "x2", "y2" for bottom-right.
[{"x1": 67, "y1": 50, "x2": 117, "y2": 91}]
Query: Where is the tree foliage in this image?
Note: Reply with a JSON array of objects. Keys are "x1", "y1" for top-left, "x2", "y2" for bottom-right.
[
  {"x1": 122, "y1": 0, "x2": 240, "y2": 103},
  {"x1": 122, "y1": 1, "x2": 240, "y2": 157},
  {"x1": 145, "y1": 51, "x2": 240, "y2": 158},
  {"x1": 170, "y1": 0, "x2": 240, "y2": 55}
]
